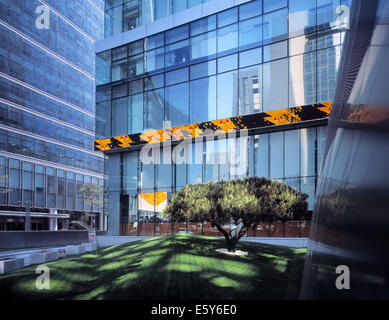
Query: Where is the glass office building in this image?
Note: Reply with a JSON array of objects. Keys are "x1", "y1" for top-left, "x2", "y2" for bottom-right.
[
  {"x1": 0, "y1": 0, "x2": 105, "y2": 231},
  {"x1": 95, "y1": 0, "x2": 351, "y2": 235}
]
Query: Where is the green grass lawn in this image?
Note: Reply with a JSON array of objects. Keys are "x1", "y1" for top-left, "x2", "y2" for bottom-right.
[{"x1": 0, "y1": 234, "x2": 306, "y2": 300}]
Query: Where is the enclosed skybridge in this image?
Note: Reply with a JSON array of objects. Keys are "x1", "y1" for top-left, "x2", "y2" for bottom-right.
[{"x1": 95, "y1": 101, "x2": 332, "y2": 153}]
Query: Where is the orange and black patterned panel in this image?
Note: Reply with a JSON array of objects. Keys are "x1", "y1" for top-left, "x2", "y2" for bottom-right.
[{"x1": 95, "y1": 101, "x2": 332, "y2": 152}]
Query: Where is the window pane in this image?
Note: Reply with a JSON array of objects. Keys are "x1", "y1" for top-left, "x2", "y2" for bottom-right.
[
  {"x1": 23, "y1": 162, "x2": 33, "y2": 204},
  {"x1": 190, "y1": 76, "x2": 217, "y2": 123},
  {"x1": 165, "y1": 83, "x2": 189, "y2": 127},
  {"x1": 317, "y1": 0, "x2": 341, "y2": 30},
  {"x1": 47, "y1": 167, "x2": 56, "y2": 208},
  {"x1": 263, "y1": 58, "x2": 288, "y2": 111},
  {"x1": 166, "y1": 67, "x2": 189, "y2": 86},
  {"x1": 128, "y1": 54, "x2": 144, "y2": 78},
  {"x1": 145, "y1": 74, "x2": 164, "y2": 90},
  {"x1": 129, "y1": 93, "x2": 143, "y2": 134},
  {"x1": 128, "y1": 79, "x2": 143, "y2": 95},
  {"x1": 263, "y1": 8, "x2": 288, "y2": 44},
  {"x1": 218, "y1": 7, "x2": 238, "y2": 28},
  {"x1": 218, "y1": 54, "x2": 238, "y2": 73},
  {"x1": 289, "y1": 0, "x2": 316, "y2": 37},
  {"x1": 263, "y1": 0, "x2": 287, "y2": 13},
  {"x1": 155, "y1": 0, "x2": 168, "y2": 20},
  {"x1": 145, "y1": 47, "x2": 164, "y2": 73},
  {"x1": 165, "y1": 40, "x2": 190, "y2": 69},
  {"x1": 190, "y1": 30, "x2": 217, "y2": 62},
  {"x1": 96, "y1": 51, "x2": 111, "y2": 85},
  {"x1": 317, "y1": 29, "x2": 341, "y2": 50},
  {"x1": 217, "y1": 23, "x2": 238, "y2": 56},
  {"x1": 144, "y1": 89, "x2": 164, "y2": 129},
  {"x1": 123, "y1": 152, "x2": 138, "y2": 191},
  {"x1": 166, "y1": 25, "x2": 189, "y2": 44},
  {"x1": 300, "y1": 127, "x2": 316, "y2": 177},
  {"x1": 190, "y1": 15, "x2": 216, "y2": 36},
  {"x1": 9, "y1": 159, "x2": 20, "y2": 205},
  {"x1": 112, "y1": 97, "x2": 128, "y2": 136},
  {"x1": 317, "y1": 46, "x2": 341, "y2": 103},
  {"x1": 171, "y1": 0, "x2": 188, "y2": 14},
  {"x1": 239, "y1": 0, "x2": 262, "y2": 21},
  {"x1": 190, "y1": 60, "x2": 216, "y2": 80},
  {"x1": 145, "y1": 33, "x2": 164, "y2": 51},
  {"x1": 239, "y1": 16, "x2": 262, "y2": 50},
  {"x1": 112, "y1": 59, "x2": 127, "y2": 81},
  {"x1": 263, "y1": 40, "x2": 287, "y2": 62},
  {"x1": 238, "y1": 65, "x2": 262, "y2": 115},
  {"x1": 112, "y1": 45, "x2": 127, "y2": 61},
  {"x1": 289, "y1": 33, "x2": 317, "y2": 56},
  {"x1": 285, "y1": 130, "x2": 300, "y2": 178},
  {"x1": 156, "y1": 147, "x2": 172, "y2": 188},
  {"x1": 76, "y1": 174, "x2": 83, "y2": 210},
  {"x1": 66, "y1": 171, "x2": 75, "y2": 210},
  {"x1": 289, "y1": 51, "x2": 317, "y2": 107},
  {"x1": 301, "y1": 176, "x2": 315, "y2": 210},
  {"x1": 57, "y1": 169, "x2": 65, "y2": 209},
  {"x1": 35, "y1": 165, "x2": 44, "y2": 207},
  {"x1": 255, "y1": 134, "x2": 269, "y2": 178},
  {"x1": 269, "y1": 131, "x2": 283, "y2": 179},
  {"x1": 239, "y1": 47, "x2": 262, "y2": 68},
  {"x1": 188, "y1": 143, "x2": 203, "y2": 185},
  {"x1": 123, "y1": 0, "x2": 139, "y2": 31},
  {"x1": 217, "y1": 71, "x2": 237, "y2": 118}
]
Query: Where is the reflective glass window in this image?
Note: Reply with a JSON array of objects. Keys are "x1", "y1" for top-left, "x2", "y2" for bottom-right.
[
  {"x1": 123, "y1": 152, "x2": 138, "y2": 191},
  {"x1": 128, "y1": 54, "x2": 144, "y2": 79},
  {"x1": 269, "y1": 131, "x2": 284, "y2": 179},
  {"x1": 190, "y1": 15, "x2": 216, "y2": 36},
  {"x1": 190, "y1": 60, "x2": 216, "y2": 80},
  {"x1": 289, "y1": 0, "x2": 316, "y2": 37},
  {"x1": 165, "y1": 40, "x2": 190, "y2": 69},
  {"x1": 238, "y1": 65, "x2": 262, "y2": 115},
  {"x1": 218, "y1": 7, "x2": 238, "y2": 28},
  {"x1": 190, "y1": 75, "x2": 217, "y2": 123},
  {"x1": 57, "y1": 169, "x2": 66, "y2": 209},
  {"x1": 165, "y1": 83, "x2": 189, "y2": 127},
  {"x1": 218, "y1": 54, "x2": 238, "y2": 73},
  {"x1": 112, "y1": 97, "x2": 128, "y2": 136},
  {"x1": 289, "y1": 51, "x2": 317, "y2": 107},
  {"x1": 263, "y1": 40, "x2": 287, "y2": 62},
  {"x1": 317, "y1": 46, "x2": 341, "y2": 103},
  {"x1": 166, "y1": 68, "x2": 189, "y2": 86},
  {"x1": 263, "y1": 58, "x2": 288, "y2": 111},
  {"x1": 217, "y1": 71, "x2": 237, "y2": 119},
  {"x1": 255, "y1": 134, "x2": 269, "y2": 178},
  {"x1": 145, "y1": 74, "x2": 164, "y2": 90},
  {"x1": 128, "y1": 93, "x2": 144, "y2": 133},
  {"x1": 166, "y1": 25, "x2": 189, "y2": 44},
  {"x1": 263, "y1": 8, "x2": 288, "y2": 44},
  {"x1": 285, "y1": 130, "x2": 300, "y2": 178},
  {"x1": 289, "y1": 33, "x2": 317, "y2": 56},
  {"x1": 217, "y1": 23, "x2": 238, "y2": 56},
  {"x1": 170, "y1": 0, "x2": 188, "y2": 14},
  {"x1": 112, "y1": 59, "x2": 127, "y2": 81},
  {"x1": 47, "y1": 167, "x2": 56, "y2": 208},
  {"x1": 144, "y1": 89, "x2": 164, "y2": 129},
  {"x1": 22, "y1": 162, "x2": 33, "y2": 204},
  {"x1": 145, "y1": 33, "x2": 164, "y2": 51},
  {"x1": 317, "y1": 0, "x2": 341, "y2": 30},
  {"x1": 263, "y1": 0, "x2": 287, "y2": 13},
  {"x1": 239, "y1": 0, "x2": 262, "y2": 21},
  {"x1": 239, "y1": 47, "x2": 262, "y2": 68},
  {"x1": 239, "y1": 16, "x2": 263, "y2": 50},
  {"x1": 300, "y1": 127, "x2": 316, "y2": 177},
  {"x1": 190, "y1": 31, "x2": 217, "y2": 62},
  {"x1": 145, "y1": 47, "x2": 165, "y2": 74},
  {"x1": 76, "y1": 174, "x2": 84, "y2": 211},
  {"x1": 35, "y1": 165, "x2": 44, "y2": 208}
]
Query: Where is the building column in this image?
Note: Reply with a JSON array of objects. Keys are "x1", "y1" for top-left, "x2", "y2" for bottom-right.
[{"x1": 49, "y1": 209, "x2": 58, "y2": 231}]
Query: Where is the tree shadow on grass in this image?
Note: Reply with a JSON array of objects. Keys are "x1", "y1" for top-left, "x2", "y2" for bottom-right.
[{"x1": 0, "y1": 234, "x2": 306, "y2": 300}]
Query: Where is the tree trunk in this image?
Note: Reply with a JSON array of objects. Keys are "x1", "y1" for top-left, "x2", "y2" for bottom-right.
[{"x1": 214, "y1": 223, "x2": 247, "y2": 252}]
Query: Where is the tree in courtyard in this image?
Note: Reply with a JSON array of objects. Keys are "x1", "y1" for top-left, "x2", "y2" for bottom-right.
[
  {"x1": 80, "y1": 182, "x2": 103, "y2": 230},
  {"x1": 162, "y1": 177, "x2": 308, "y2": 252}
]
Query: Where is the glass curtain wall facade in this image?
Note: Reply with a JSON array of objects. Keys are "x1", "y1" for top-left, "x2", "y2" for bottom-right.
[
  {"x1": 96, "y1": 0, "x2": 351, "y2": 235},
  {"x1": 0, "y1": 0, "x2": 105, "y2": 231}
]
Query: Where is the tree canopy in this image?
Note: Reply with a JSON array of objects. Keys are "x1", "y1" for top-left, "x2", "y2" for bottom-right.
[{"x1": 163, "y1": 177, "x2": 308, "y2": 251}]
